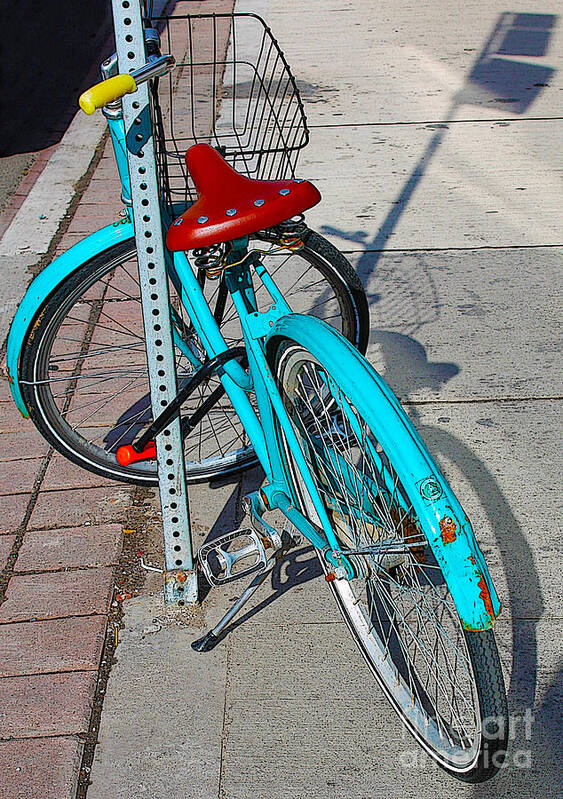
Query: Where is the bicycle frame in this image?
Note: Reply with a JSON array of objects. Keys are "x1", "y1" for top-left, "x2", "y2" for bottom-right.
[
  {"x1": 171, "y1": 246, "x2": 349, "y2": 569},
  {"x1": 170, "y1": 243, "x2": 501, "y2": 631}
]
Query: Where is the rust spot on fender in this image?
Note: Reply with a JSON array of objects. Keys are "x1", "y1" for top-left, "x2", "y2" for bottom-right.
[
  {"x1": 439, "y1": 515, "x2": 457, "y2": 544},
  {"x1": 468, "y1": 555, "x2": 476, "y2": 564},
  {"x1": 391, "y1": 507, "x2": 425, "y2": 563},
  {"x1": 478, "y1": 575, "x2": 495, "y2": 619}
]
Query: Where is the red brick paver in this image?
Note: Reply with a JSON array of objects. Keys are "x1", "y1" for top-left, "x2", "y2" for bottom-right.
[
  {"x1": 0, "y1": 398, "x2": 33, "y2": 432},
  {"x1": 0, "y1": 129, "x2": 132, "y2": 798},
  {"x1": 0, "y1": 736, "x2": 83, "y2": 799},
  {"x1": 0, "y1": 615, "x2": 108, "y2": 677},
  {"x1": 0, "y1": 671, "x2": 96, "y2": 738},
  {"x1": 15, "y1": 524, "x2": 123, "y2": 572},
  {"x1": 0, "y1": 431, "x2": 49, "y2": 461},
  {"x1": 0, "y1": 535, "x2": 15, "y2": 571},
  {"x1": 28, "y1": 486, "x2": 131, "y2": 530},
  {"x1": 0, "y1": 494, "x2": 31, "y2": 534},
  {"x1": 41, "y1": 454, "x2": 120, "y2": 491},
  {"x1": 0, "y1": 567, "x2": 115, "y2": 624},
  {"x1": 0, "y1": 5, "x2": 222, "y2": 792},
  {"x1": 0, "y1": 458, "x2": 43, "y2": 496}
]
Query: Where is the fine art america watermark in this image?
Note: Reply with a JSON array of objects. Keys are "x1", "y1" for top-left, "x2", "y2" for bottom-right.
[{"x1": 399, "y1": 710, "x2": 533, "y2": 770}]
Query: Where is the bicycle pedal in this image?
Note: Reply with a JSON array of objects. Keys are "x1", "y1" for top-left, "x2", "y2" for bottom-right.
[{"x1": 197, "y1": 528, "x2": 271, "y2": 587}]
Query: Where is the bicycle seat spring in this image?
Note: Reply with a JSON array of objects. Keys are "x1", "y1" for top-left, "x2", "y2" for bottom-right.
[
  {"x1": 193, "y1": 242, "x2": 230, "y2": 279},
  {"x1": 274, "y1": 215, "x2": 306, "y2": 250}
]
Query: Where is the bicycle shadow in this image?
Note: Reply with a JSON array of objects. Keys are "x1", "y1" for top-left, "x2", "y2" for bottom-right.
[
  {"x1": 315, "y1": 262, "x2": 553, "y2": 790},
  {"x1": 199, "y1": 321, "x2": 557, "y2": 792}
]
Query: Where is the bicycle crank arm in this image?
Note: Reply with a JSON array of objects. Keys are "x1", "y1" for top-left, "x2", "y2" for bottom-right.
[{"x1": 192, "y1": 527, "x2": 298, "y2": 652}]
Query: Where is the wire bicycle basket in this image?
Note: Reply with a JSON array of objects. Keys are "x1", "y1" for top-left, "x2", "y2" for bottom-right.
[{"x1": 148, "y1": 11, "x2": 310, "y2": 215}]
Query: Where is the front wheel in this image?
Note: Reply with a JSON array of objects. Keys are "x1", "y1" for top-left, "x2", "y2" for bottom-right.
[{"x1": 271, "y1": 338, "x2": 508, "y2": 782}]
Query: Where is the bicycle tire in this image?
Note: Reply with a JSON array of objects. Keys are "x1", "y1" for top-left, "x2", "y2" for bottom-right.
[
  {"x1": 20, "y1": 231, "x2": 369, "y2": 485},
  {"x1": 270, "y1": 338, "x2": 508, "y2": 782}
]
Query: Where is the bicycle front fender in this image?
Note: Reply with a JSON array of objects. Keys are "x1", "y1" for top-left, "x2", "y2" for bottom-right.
[
  {"x1": 266, "y1": 314, "x2": 501, "y2": 631},
  {"x1": 6, "y1": 217, "x2": 135, "y2": 416}
]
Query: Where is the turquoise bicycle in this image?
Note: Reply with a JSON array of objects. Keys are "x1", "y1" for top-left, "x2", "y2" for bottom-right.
[{"x1": 6, "y1": 3, "x2": 508, "y2": 782}]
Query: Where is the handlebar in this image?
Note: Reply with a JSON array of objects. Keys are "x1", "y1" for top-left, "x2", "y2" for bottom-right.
[
  {"x1": 79, "y1": 74, "x2": 137, "y2": 115},
  {"x1": 79, "y1": 54, "x2": 175, "y2": 115}
]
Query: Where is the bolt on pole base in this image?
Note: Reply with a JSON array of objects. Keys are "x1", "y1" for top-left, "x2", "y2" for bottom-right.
[{"x1": 164, "y1": 570, "x2": 199, "y2": 606}]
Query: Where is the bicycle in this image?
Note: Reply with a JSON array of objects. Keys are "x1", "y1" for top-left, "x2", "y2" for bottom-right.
[{"x1": 6, "y1": 0, "x2": 508, "y2": 783}]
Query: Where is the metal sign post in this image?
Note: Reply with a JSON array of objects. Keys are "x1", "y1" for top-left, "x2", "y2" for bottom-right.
[{"x1": 111, "y1": 0, "x2": 198, "y2": 605}]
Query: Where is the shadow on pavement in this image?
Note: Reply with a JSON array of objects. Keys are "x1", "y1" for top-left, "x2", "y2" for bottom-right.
[
  {"x1": 285, "y1": 11, "x2": 559, "y2": 792},
  {"x1": 322, "y1": 11, "x2": 558, "y2": 279},
  {"x1": 459, "y1": 12, "x2": 557, "y2": 114},
  {"x1": 1, "y1": 0, "x2": 112, "y2": 156}
]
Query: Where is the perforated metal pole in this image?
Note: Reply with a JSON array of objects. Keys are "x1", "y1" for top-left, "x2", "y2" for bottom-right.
[{"x1": 112, "y1": 0, "x2": 197, "y2": 605}]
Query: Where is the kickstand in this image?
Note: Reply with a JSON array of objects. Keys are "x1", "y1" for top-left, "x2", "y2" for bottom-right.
[{"x1": 191, "y1": 530, "x2": 296, "y2": 652}]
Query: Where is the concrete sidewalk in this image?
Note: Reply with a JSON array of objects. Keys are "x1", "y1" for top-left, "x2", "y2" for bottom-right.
[
  {"x1": 87, "y1": 2, "x2": 562, "y2": 798},
  {"x1": 1, "y1": 1, "x2": 561, "y2": 798}
]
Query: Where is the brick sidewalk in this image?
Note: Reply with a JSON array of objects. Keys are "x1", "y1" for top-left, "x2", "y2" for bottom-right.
[
  {"x1": 0, "y1": 4, "x2": 236, "y2": 795},
  {"x1": 0, "y1": 138, "x2": 134, "y2": 799}
]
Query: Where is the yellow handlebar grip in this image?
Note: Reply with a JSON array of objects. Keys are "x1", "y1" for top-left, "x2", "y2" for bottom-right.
[{"x1": 79, "y1": 74, "x2": 137, "y2": 114}]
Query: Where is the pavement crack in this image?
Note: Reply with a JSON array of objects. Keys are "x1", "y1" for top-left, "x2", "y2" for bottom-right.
[
  {"x1": 309, "y1": 115, "x2": 563, "y2": 129},
  {"x1": 218, "y1": 634, "x2": 233, "y2": 799},
  {"x1": 403, "y1": 395, "x2": 562, "y2": 407},
  {"x1": 75, "y1": 484, "x2": 152, "y2": 798},
  {"x1": 341, "y1": 243, "x2": 562, "y2": 255},
  {"x1": 75, "y1": 602, "x2": 123, "y2": 799}
]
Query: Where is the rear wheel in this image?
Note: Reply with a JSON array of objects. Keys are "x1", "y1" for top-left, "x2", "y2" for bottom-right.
[
  {"x1": 272, "y1": 339, "x2": 508, "y2": 782},
  {"x1": 20, "y1": 231, "x2": 368, "y2": 485}
]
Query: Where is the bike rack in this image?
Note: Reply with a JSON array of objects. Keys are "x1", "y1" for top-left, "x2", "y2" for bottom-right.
[{"x1": 112, "y1": 0, "x2": 197, "y2": 606}]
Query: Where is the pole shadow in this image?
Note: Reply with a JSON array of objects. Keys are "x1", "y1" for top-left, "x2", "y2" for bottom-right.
[{"x1": 321, "y1": 11, "x2": 558, "y2": 283}]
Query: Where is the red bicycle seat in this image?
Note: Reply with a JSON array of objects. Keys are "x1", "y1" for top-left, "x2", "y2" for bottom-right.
[{"x1": 166, "y1": 144, "x2": 321, "y2": 251}]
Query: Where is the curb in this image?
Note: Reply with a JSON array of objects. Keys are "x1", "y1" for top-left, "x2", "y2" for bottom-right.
[{"x1": 0, "y1": 110, "x2": 107, "y2": 350}]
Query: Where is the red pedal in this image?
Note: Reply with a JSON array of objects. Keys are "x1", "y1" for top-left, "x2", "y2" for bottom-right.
[{"x1": 116, "y1": 442, "x2": 157, "y2": 465}]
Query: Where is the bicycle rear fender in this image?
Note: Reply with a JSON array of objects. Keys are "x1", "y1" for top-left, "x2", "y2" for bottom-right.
[
  {"x1": 267, "y1": 314, "x2": 501, "y2": 631},
  {"x1": 6, "y1": 218, "x2": 134, "y2": 417}
]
